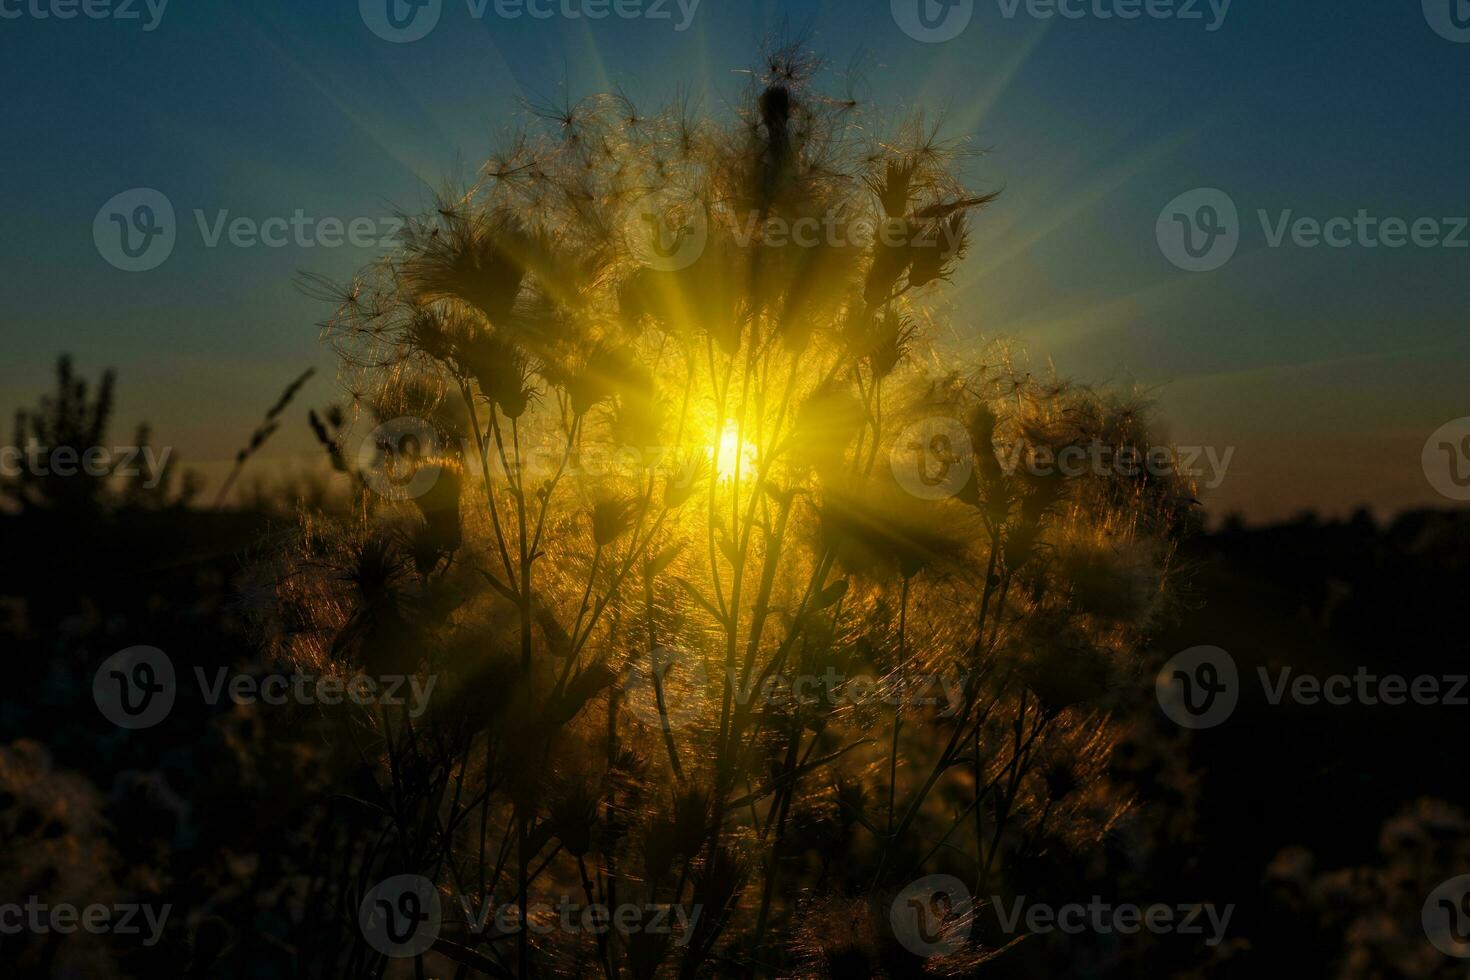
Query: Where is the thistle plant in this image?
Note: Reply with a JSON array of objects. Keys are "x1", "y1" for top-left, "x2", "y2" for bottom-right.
[{"x1": 269, "y1": 46, "x2": 1196, "y2": 979}]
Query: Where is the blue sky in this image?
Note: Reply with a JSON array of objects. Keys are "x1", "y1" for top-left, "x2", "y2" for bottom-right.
[{"x1": 2, "y1": 0, "x2": 1467, "y2": 520}]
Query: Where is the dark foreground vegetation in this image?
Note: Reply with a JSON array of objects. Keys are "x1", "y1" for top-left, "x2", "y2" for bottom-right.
[{"x1": 2, "y1": 387, "x2": 1463, "y2": 977}]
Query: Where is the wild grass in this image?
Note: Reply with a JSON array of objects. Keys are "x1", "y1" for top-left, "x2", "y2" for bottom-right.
[{"x1": 266, "y1": 46, "x2": 1197, "y2": 979}]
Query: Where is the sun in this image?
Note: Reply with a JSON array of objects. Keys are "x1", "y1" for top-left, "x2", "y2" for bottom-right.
[{"x1": 715, "y1": 422, "x2": 759, "y2": 482}]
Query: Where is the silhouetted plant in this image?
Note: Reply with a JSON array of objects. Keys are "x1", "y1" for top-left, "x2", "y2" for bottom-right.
[
  {"x1": 271, "y1": 45, "x2": 1195, "y2": 979},
  {"x1": 213, "y1": 367, "x2": 316, "y2": 507},
  {"x1": 4, "y1": 355, "x2": 196, "y2": 513}
]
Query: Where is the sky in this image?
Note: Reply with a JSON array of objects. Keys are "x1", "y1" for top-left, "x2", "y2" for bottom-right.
[{"x1": 2, "y1": 0, "x2": 1467, "y2": 522}]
